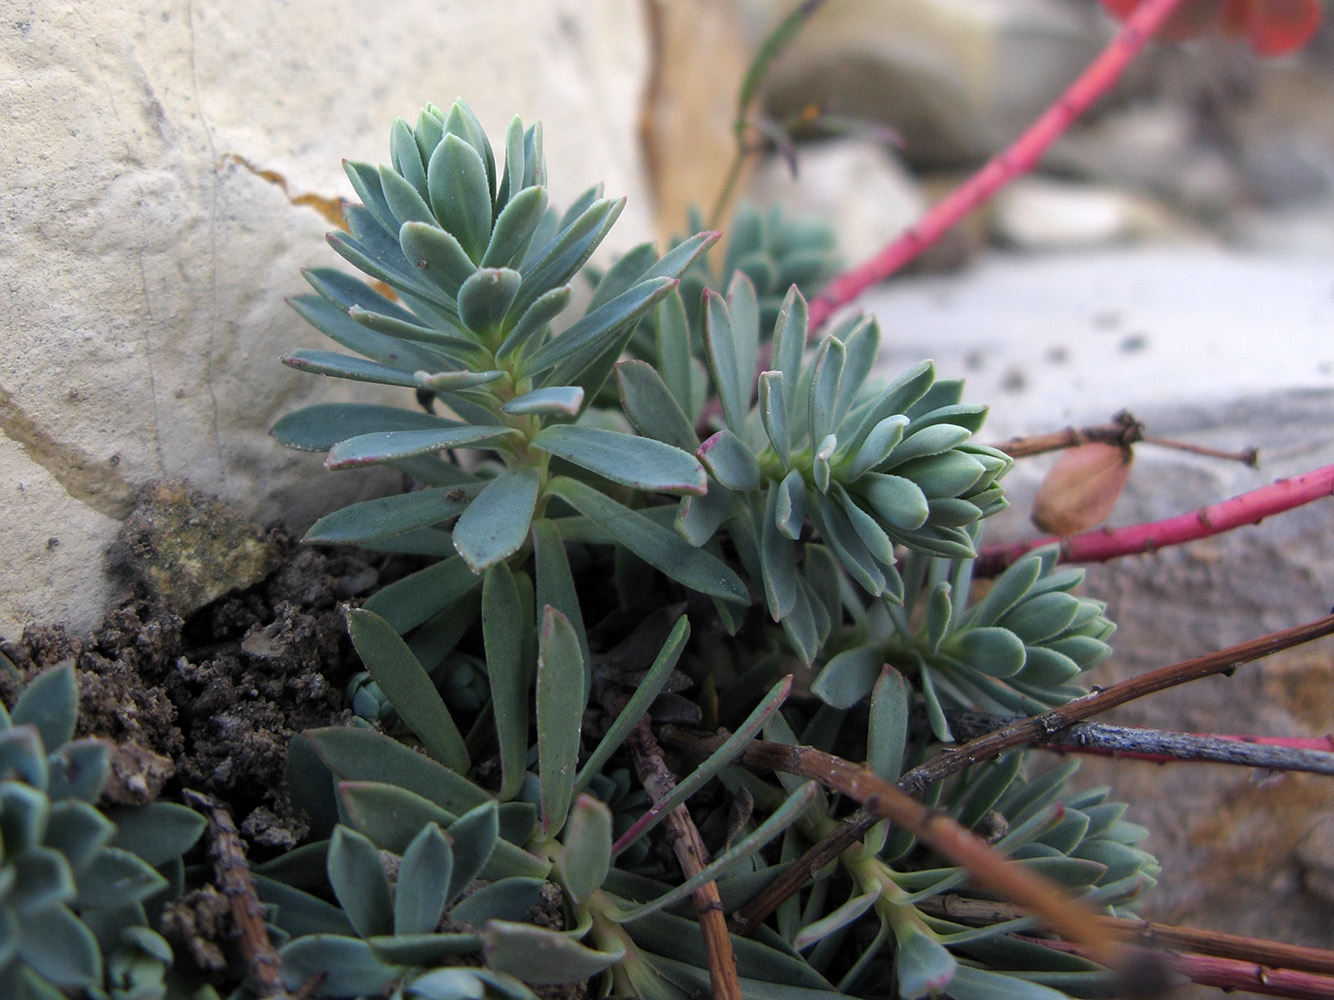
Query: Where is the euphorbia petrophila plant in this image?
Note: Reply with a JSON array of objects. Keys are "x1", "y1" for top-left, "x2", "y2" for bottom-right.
[{"x1": 258, "y1": 1, "x2": 1334, "y2": 997}]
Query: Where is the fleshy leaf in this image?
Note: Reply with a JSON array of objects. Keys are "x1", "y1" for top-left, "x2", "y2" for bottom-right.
[
  {"x1": 532, "y1": 425, "x2": 705, "y2": 495},
  {"x1": 535, "y1": 606, "x2": 586, "y2": 835},
  {"x1": 348, "y1": 609, "x2": 470, "y2": 772},
  {"x1": 559, "y1": 795, "x2": 612, "y2": 904},
  {"x1": 394, "y1": 823, "x2": 452, "y2": 936},
  {"x1": 547, "y1": 477, "x2": 747, "y2": 604},
  {"x1": 452, "y1": 467, "x2": 542, "y2": 573},
  {"x1": 482, "y1": 921, "x2": 624, "y2": 984},
  {"x1": 328, "y1": 825, "x2": 395, "y2": 939},
  {"x1": 483, "y1": 564, "x2": 528, "y2": 801}
]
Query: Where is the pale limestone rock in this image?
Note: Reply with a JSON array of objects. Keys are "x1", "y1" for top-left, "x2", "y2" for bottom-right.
[
  {"x1": 740, "y1": 0, "x2": 1102, "y2": 168},
  {"x1": 991, "y1": 176, "x2": 1201, "y2": 251},
  {"x1": 0, "y1": 1, "x2": 652, "y2": 636},
  {"x1": 747, "y1": 138, "x2": 926, "y2": 270}
]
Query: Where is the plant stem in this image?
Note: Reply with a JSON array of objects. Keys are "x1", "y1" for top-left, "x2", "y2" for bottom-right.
[
  {"x1": 941, "y1": 711, "x2": 1334, "y2": 775},
  {"x1": 182, "y1": 789, "x2": 289, "y2": 999},
  {"x1": 922, "y1": 894, "x2": 1334, "y2": 976},
  {"x1": 900, "y1": 612, "x2": 1334, "y2": 794},
  {"x1": 1026, "y1": 937, "x2": 1334, "y2": 1000},
  {"x1": 994, "y1": 409, "x2": 1257, "y2": 465},
  {"x1": 624, "y1": 715, "x2": 743, "y2": 1000},
  {"x1": 722, "y1": 614, "x2": 1334, "y2": 930},
  {"x1": 976, "y1": 463, "x2": 1334, "y2": 575},
  {"x1": 805, "y1": 0, "x2": 1191, "y2": 333}
]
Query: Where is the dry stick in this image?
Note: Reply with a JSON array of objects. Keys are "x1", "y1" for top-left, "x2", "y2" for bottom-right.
[
  {"x1": 899, "y1": 612, "x2": 1334, "y2": 794},
  {"x1": 941, "y1": 711, "x2": 1334, "y2": 775},
  {"x1": 921, "y1": 894, "x2": 1334, "y2": 977},
  {"x1": 803, "y1": 0, "x2": 1191, "y2": 334},
  {"x1": 729, "y1": 613, "x2": 1334, "y2": 933},
  {"x1": 624, "y1": 715, "x2": 743, "y2": 1000},
  {"x1": 181, "y1": 789, "x2": 288, "y2": 1000},
  {"x1": 1029, "y1": 937, "x2": 1334, "y2": 1000},
  {"x1": 995, "y1": 410, "x2": 1258, "y2": 466},
  {"x1": 975, "y1": 463, "x2": 1334, "y2": 576}
]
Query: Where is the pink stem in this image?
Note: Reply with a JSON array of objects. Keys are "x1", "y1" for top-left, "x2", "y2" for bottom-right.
[
  {"x1": 1027, "y1": 937, "x2": 1334, "y2": 1000},
  {"x1": 976, "y1": 464, "x2": 1334, "y2": 575},
  {"x1": 804, "y1": 0, "x2": 1190, "y2": 334}
]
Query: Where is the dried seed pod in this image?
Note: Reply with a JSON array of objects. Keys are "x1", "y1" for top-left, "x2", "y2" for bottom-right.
[{"x1": 1032, "y1": 442, "x2": 1133, "y2": 536}]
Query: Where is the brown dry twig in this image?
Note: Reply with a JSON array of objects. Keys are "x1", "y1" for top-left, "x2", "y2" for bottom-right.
[
  {"x1": 624, "y1": 715, "x2": 743, "y2": 1000},
  {"x1": 181, "y1": 789, "x2": 289, "y2": 999}
]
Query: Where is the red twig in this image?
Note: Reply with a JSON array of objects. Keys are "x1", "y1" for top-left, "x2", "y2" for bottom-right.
[
  {"x1": 1029, "y1": 937, "x2": 1334, "y2": 1000},
  {"x1": 804, "y1": 0, "x2": 1190, "y2": 333},
  {"x1": 976, "y1": 464, "x2": 1334, "y2": 575}
]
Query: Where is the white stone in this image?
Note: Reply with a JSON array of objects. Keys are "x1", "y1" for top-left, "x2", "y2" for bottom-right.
[
  {"x1": 0, "y1": 1, "x2": 653, "y2": 636},
  {"x1": 747, "y1": 138, "x2": 927, "y2": 268},
  {"x1": 990, "y1": 176, "x2": 1200, "y2": 251}
]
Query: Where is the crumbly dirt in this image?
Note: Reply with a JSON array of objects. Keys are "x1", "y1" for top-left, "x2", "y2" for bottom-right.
[{"x1": 0, "y1": 494, "x2": 384, "y2": 855}]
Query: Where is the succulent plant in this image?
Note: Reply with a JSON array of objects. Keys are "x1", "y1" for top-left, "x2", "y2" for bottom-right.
[
  {"x1": 0, "y1": 663, "x2": 205, "y2": 1000},
  {"x1": 813, "y1": 544, "x2": 1115, "y2": 741},
  {"x1": 270, "y1": 99, "x2": 1151, "y2": 999}
]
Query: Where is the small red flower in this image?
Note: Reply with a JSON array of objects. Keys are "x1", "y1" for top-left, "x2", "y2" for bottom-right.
[{"x1": 1100, "y1": 0, "x2": 1322, "y2": 56}]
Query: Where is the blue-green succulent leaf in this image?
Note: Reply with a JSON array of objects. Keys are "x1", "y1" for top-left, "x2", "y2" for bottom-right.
[
  {"x1": 445, "y1": 801, "x2": 502, "y2": 904},
  {"x1": 808, "y1": 338, "x2": 844, "y2": 448},
  {"x1": 306, "y1": 486, "x2": 478, "y2": 547},
  {"x1": 483, "y1": 564, "x2": 528, "y2": 801},
  {"x1": 104, "y1": 802, "x2": 205, "y2": 867},
  {"x1": 280, "y1": 935, "x2": 398, "y2": 998},
  {"x1": 533, "y1": 425, "x2": 704, "y2": 495},
  {"x1": 380, "y1": 164, "x2": 437, "y2": 227},
  {"x1": 948, "y1": 627, "x2": 1029, "y2": 679},
  {"x1": 394, "y1": 823, "x2": 452, "y2": 936},
  {"x1": 675, "y1": 478, "x2": 731, "y2": 547},
  {"x1": 399, "y1": 220, "x2": 478, "y2": 297},
  {"x1": 328, "y1": 825, "x2": 395, "y2": 939},
  {"x1": 811, "y1": 645, "x2": 883, "y2": 711},
  {"x1": 72, "y1": 846, "x2": 167, "y2": 909},
  {"x1": 13, "y1": 662, "x2": 78, "y2": 752},
  {"x1": 452, "y1": 466, "x2": 542, "y2": 573},
  {"x1": 697, "y1": 429, "x2": 761, "y2": 492},
  {"x1": 559, "y1": 795, "x2": 612, "y2": 904},
  {"x1": 501, "y1": 386, "x2": 584, "y2": 417},
  {"x1": 363, "y1": 556, "x2": 483, "y2": 633},
  {"x1": 326, "y1": 425, "x2": 518, "y2": 471},
  {"x1": 427, "y1": 133, "x2": 493, "y2": 264},
  {"x1": 483, "y1": 185, "x2": 549, "y2": 269},
  {"x1": 512, "y1": 198, "x2": 622, "y2": 320},
  {"x1": 482, "y1": 921, "x2": 624, "y2": 984},
  {"x1": 573, "y1": 616, "x2": 689, "y2": 796},
  {"x1": 868, "y1": 666, "x2": 910, "y2": 782},
  {"x1": 348, "y1": 609, "x2": 470, "y2": 772},
  {"x1": 527, "y1": 276, "x2": 676, "y2": 380},
  {"x1": 703, "y1": 288, "x2": 749, "y2": 432},
  {"x1": 16, "y1": 904, "x2": 102, "y2": 989},
  {"x1": 616, "y1": 360, "x2": 698, "y2": 451},
  {"x1": 857, "y1": 473, "x2": 930, "y2": 531},
  {"x1": 495, "y1": 285, "x2": 572, "y2": 361},
  {"x1": 548, "y1": 477, "x2": 746, "y2": 603},
  {"x1": 536, "y1": 606, "x2": 586, "y2": 836},
  {"x1": 775, "y1": 468, "x2": 806, "y2": 540},
  {"x1": 282, "y1": 349, "x2": 423, "y2": 389},
  {"x1": 303, "y1": 727, "x2": 489, "y2": 816},
  {"x1": 457, "y1": 268, "x2": 522, "y2": 335},
  {"x1": 271, "y1": 403, "x2": 460, "y2": 453}
]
